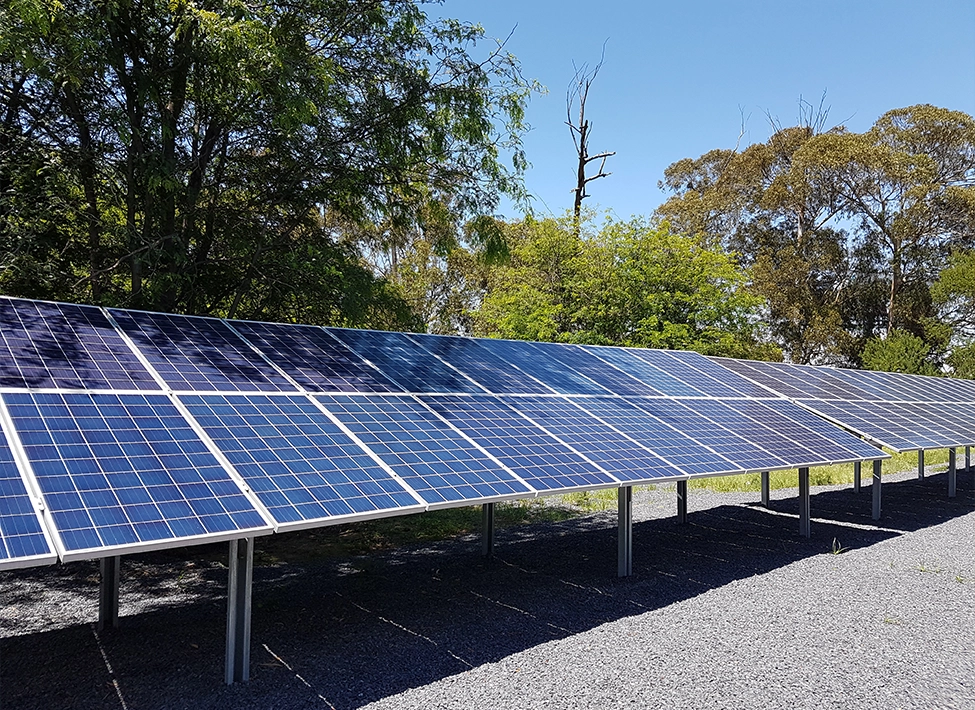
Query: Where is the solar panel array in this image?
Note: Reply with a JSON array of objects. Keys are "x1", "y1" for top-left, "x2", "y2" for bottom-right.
[
  {"x1": 0, "y1": 295, "x2": 901, "y2": 570},
  {"x1": 711, "y1": 357, "x2": 975, "y2": 452}
]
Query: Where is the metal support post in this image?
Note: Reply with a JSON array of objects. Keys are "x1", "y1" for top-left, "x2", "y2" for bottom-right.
[
  {"x1": 872, "y1": 459, "x2": 882, "y2": 520},
  {"x1": 853, "y1": 461, "x2": 861, "y2": 493},
  {"x1": 798, "y1": 468, "x2": 810, "y2": 538},
  {"x1": 918, "y1": 449, "x2": 925, "y2": 480},
  {"x1": 617, "y1": 486, "x2": 633, "y2": 578},
  {"x1": 949, "y1": 448, "x2": 957, "y2": 498},
  {"x1": 966, "y1": 446, "x2": 971, "y2": 471},
  {"x1": 226, "y1": 537, "x2": 254, "y2": 685},
  {"x1": 676, "y1": 480, "x2": 688, "y2": 524},
  {"x1": 760, "y1": 471, "x2": 770, "y2": 507},
  {"x1": 98, "y1": 556, "x2": 121, "y2": 632},
  {"x1": 481, "y1": 502, "x2": 495, "y2": 558}
]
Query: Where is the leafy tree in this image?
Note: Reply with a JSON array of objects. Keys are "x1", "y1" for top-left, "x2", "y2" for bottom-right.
[{"x1": 861, "y1": 329, "x2": 938, "y2": 375}]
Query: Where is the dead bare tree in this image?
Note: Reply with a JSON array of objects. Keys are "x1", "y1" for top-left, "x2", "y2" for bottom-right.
[{"x1": 567, "y1": 49, "x2": 615, "y2": 223}]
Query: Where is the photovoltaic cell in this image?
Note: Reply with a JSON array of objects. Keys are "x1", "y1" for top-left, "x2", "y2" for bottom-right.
[
  {"x1": 0, "y1": 425, "x2": 54, "y2": 565},
  {"x1": 180, "y1": 394, "x2": 421, "y2": 527},
  {"x1": 531, "y1": 342, "x2": 662, "y2": 396},
  {"x1": 570, "y1": 397, "x2": 742, "y2": 476},
  {"x1": 786, "y1": 399, "x2": 919, "y2": 453},
  {"x1": 582, "y1": 346, "x2": 703, "y2": 397},
  {"x1": 474, "y1": 339, "x2": 612, "y2": 395},
  {"x1": 709, "y1": 358, "x2": 807, "y2": 399},
  {"x1": 111, "y1": 310, "x2": 295, "y2": 392},
  {"x1": 230, "y1": 320, "x2": 402, "y2": 393},
  {"x1": 0, "y1": 298, "x2": 158, "y2": 391},
  {"x1": 3, "y1": 392, "x2": 269, "y2": 555},
  {"x1": 407, "y1": 333, "x2": 553, "y2": 394},
  {"x1": 420, "y1": 395, "x2": 618, "y2": 491},
  {"x1": 674, "y1": 352, "x2": 777, "y2": 399},
  {"x1": 627, "y1": 349, "x2": 748, "y2": 398},
  {"x1": 502, "y1": 396, "x2": 686, "y2": 482},
  {"x1": 328, "y1": 329, "x2": 484, "y2": 394},
  {"x1": 315, "y1": 394, "x2": 532, "y2": 504}
]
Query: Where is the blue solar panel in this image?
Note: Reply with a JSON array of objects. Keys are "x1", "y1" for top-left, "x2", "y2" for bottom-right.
[
  {"x1": 3, "y1": 392, "x2": 269, "y2": 556},
  {"x1": 710, "y1": 358, "x2": 812, "y2": 399},
  {"x1": 582, "y1": 346, "x2": 704, "y2": 397},
  {"x1": 473, "y1": 339, "x2": 612, "y2": 395},
  {"x1": 230, "y1": 320, "x2": 402, "y2": 393},
  {"x1": 0, "y1": 297, "x2": 158, "y2": 391},
  {"x1": 627, "y1": 349, "x2": 748, "y2": 398},
  {"x1": 111, "y1": 310, "x2": 296, "y2": 392},
  {"x1": 570, "y1": 397, "x2": 742, "y2": 475},
  {"x1": 328, "y1": 329, "x2": 484, "y2": 394},
  {"x1": 420, "y1": 395, "x2": 618, "y2": 491},
  {"x1": 408, "y1": 333, "x2": 553, "y2": 394},
  {"x1": 627, "y1": 398, "x2": 789, "y2": 472},
  {"x1": 502, "y1": 396, "x2": 685, "y2": 482},
  {"x1": 787, "y1": 399, "x2": 923, "y2": 453},
  {"x1": 0, "y1": 425, "x2": 55, "y2": 566},
  {"x1": 315, "y1": 394, "x2": 532, "y2": 505},
  {"x1": 676, "y1": 353, "x2": 779, "y2": 398},
  {"x1": 180, "y1": 394, "x2": 422, "y2": 527},
  {"x1": 531, "y1": 342, "x2": 662, "y2": 396}
]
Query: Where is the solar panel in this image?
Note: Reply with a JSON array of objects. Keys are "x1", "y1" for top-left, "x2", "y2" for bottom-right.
[
  {"x1": 0, "y1": 297, "x2": 158, "y2": 391},
  {"x1": 626, "y1": 349, "x2": 748, "y2": 398},
  {"x1": 420, "y1": 395, "x2": 618, "y2": 492},
  {"x1": 570, "y1": 397, "x2": 742, "y2": 476},
  {"x1": 784, "y1": 364, "x2": 875, "y2": 400},
  {"x1": 407, "y1": 333, "x2": 553, "y2": 394},
  {"x1": 111, "y1": 309, "x2": 295, "y2": 392},
  {"x1": 581, "y1": 346, "x2": 704, "y2": 397},
  {"x1": 709, "y1": 357, "x2": 808, "y2": 399},
  {"x1": 531, "y1": 342, "x2": 662, "y2": 396},
  {"x1": 328, "y1": 329, "x2": 484, "y2": 394},
  {"x1": 790, "y1": 399, "x2": 930, "y2": 452},
  {"x1": 315, "y1": 394, "x2": 532, "y2": 505},
  {"x1": 3, "y1": 392, "x2": 270, "y2": 558},
  {"x1": 230, "y1": 320, "x2": 402, "y2": 393},
  {"x1": 0, "y1": 422, "x2": 56, "y2": 568},
  {"x1": 671, "y1": 352, "x2": 778, "y2": 398},
  {"x1": 473, "y1": 339, "x2": 612, "y2": 395},
  {"x1": 179, "y1": 394, "x2": 423, "y2": 528},
  {"x1": 501, "y1": 396, "x2": 686, "y2": 482},
  {"x1": 627, "y1": 398, "x2": 790, "y2": 472}
]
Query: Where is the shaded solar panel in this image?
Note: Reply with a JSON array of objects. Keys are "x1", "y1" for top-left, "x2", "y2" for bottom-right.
[
  {"x1": 111, "y1": 310, "x2": 295, "y2": 392},
  {"x1": 581, "y1": 346, "x2": 703, "y2": 397},
  {"x1": 407, "y1": 333, "x2": 553, "y2": 394},
  {"x1": 675, "y1": 352, "x2": 779, "y2": 399},
  {"x1": 420, "y1": 395, "x2": 617, "y2": 491},
  {"x1": 230, "y1": 320, "x2": 402, "y2": 393},
  {"x1": 628, "y1": 349, "x2": 748, "y2": 398},
  {"x1": 4, "y1": 392, "x2": 269, "y2": 556},
  {"x1": 530, "y1": 342, "x2": 661, "y2": 396},
  {"x1": 570, "y1": 397, "x2": 742, "y2": 475},
  {"x1": 0, "y1": 297, "x2": 158, "y2": 391},
  {"x1": 627, "y1": 398, "x2": 789, "y2": 472},
  {"x1": 315, "y1": 394, "x2": 532, "y2": 505},
  {"x1": 473, "y1": 339, "x2": 612, "y2": 395},
  {"x1": 328, "y1": 329, "x2": 484, "y2": 394},
  {"x1": 0, "y1": 424, "x2": 55, "y2": 566},
  {"x1": 180, "y1": 394, "x2": 421, "y2": 527},
  {"x1": 502, "y1": 396, "x2": 686, "y2": 482}
]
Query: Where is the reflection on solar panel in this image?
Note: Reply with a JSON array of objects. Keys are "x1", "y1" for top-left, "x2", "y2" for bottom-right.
[
  {"x1": 0, "y1": 424, "x2": 54, "y2": 566},
  {"x1": 502, "y1": 396, "x2": 685, "y2": 482},
  {"x1": 627, "y1": 349, "x2": 748, "y2": 398},
  {"x1": 180, "y1": 394, "x2": 421, "y2": 527},
  {"x1": 531, "y1": 342, "x2": 661, "y2": 396},
  {"x1": 474, "y1": 339, "x2": 611, "y2": 395},
  {"x1": 315, "y1": 394, "x2": 531, "y2": 505},
  {"x1": 328, "y1": 329, "x2": 484, "y2": 394},
  {"x1": 796, "y1": 399, "x2": 946, "y2": 452},
  {"x1": 407, "y1": 333, "x2": 553, "y2": 394},
  {"x1": 4, "y1": 392, "x2": 269, "y2": 557},
  {"x1": 670, "y1": 352, "x2": 777, "y2": 399},
  {"x1": 420, "y1": 395, "x2": 618, "y2": 491},
  {"x1": 230, "y1": 320, "x2": 401, "y2": 393},
  {"x1": 711, "y1": 358, "x2": 810, "y2": 399},
  {"x1": 0, "y1": 297, "x2": 158, "y2": 391},
  {"x1": 628, "y1": 399, "x2": 788, "y2": 472},
  {"x1": 111, "y1": 310, "x2": 295, "y2": 392},
  {"x1": 582, "y1": 346, "x2": 703, "y2": 397},
  {"x1": 570, "y1": 397, "x2": 741, "y2": 475}
]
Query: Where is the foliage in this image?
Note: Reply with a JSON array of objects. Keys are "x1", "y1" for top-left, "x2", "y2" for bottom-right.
[{"x1": 861, "y1": 329, "x2": 938, "y2": 375}]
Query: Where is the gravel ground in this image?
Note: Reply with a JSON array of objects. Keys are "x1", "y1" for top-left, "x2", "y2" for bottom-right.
[{"x1": 1, "y1": 467, "x2": 973, "y2": 710}]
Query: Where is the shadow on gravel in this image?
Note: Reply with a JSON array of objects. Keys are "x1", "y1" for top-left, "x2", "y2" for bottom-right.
[{"x1": 1, "y1": 470, "x2": 972, "y2": 710}]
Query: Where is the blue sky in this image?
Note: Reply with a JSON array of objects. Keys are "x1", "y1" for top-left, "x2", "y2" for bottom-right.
[{"x1": 439, "y1": 0, "x2": 975, "y2": 220}]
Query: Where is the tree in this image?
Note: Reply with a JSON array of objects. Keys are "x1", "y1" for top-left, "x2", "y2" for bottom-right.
[
  {"x1": 861, "y1": 330, "x2": 938, "y2": 375},
  {"x1": 566, "y1": 53, "x2": 614, "y2": 222}
]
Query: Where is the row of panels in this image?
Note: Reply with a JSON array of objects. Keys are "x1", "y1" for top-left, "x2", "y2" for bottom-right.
[{"x1": 0, "y1": 390, "x2": 885, "y2": 568}]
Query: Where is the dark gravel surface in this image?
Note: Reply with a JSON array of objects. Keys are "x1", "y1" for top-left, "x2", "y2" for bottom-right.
[{"x1": 1, "y1": 468, "x2": 973, "y2": 710}]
